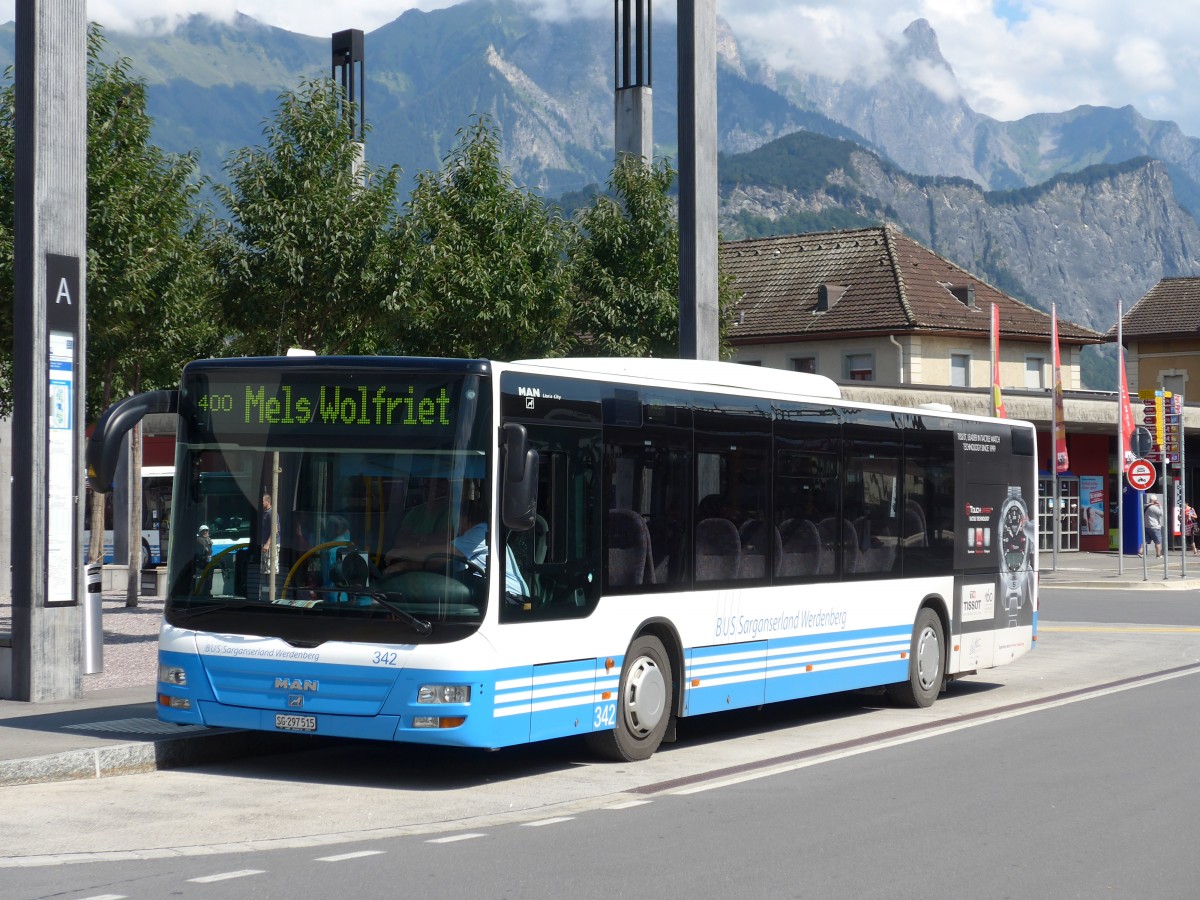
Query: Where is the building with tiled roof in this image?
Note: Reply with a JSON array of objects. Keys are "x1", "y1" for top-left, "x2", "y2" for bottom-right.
[
  {"x1": 722, "y1": 225, "x2": 1104, "y2": 390},
  {"x1": 1112, "y1": 277, "x2": 1200, "y2": 397}
]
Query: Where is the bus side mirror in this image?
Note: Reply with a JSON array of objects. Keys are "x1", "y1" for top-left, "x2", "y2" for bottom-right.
[
  {"x1": 86, "y1": 390, "x2": 179, "y2": 493},
  {"x1": 502, "y1": 423, "x2": 539, "y2": 531}
]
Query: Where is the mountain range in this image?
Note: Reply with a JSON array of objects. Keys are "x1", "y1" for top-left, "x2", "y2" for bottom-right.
[{"x1": 4, "y1": 0, "x2": 1200, "y2": 381}]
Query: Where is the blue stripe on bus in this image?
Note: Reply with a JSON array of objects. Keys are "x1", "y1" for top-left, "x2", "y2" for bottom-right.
[
  {"x1": 684, "y1": 626, "x2": 912, "y2": 715},
  {"x1": 158, "y1": 625, "x2": 918, "y2": 747}
]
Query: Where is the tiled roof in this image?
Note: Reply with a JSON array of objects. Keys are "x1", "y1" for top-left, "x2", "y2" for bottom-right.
[
  {"x1": 722, "y1": 225, "x2": 1103, "y2": 345},
  {"x1": 1112, "y1": 277, "x2": 1200, "y2": 339}
]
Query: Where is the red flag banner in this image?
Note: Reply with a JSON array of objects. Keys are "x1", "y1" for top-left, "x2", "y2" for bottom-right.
[
  {"x1": 991, "y1": 303, "x2": 1007, "y2": 418},
  {"x1": 1052, "y1": 304, "x2": 1069, "y2": 472},
  {"x1": 1118, "y1": 345, "x2": 1135, "y2": 463}
]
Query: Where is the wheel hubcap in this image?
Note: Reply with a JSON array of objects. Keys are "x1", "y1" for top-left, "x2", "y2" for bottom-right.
[
  {"x1": 916, "y1": 625, "x2": 940, "y2": 691},
  {"x1": 623, "y1": 656, "x2": 666, "y2": 738}
]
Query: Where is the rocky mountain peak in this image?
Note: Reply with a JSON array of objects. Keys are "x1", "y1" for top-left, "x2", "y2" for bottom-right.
[{"x1": 901, "y1": 18, "x2": 946, "y2": 65}]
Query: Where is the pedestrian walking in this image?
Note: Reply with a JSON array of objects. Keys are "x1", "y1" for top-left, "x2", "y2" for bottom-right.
[
  {"x1": 1143, "y1": 496, "x2": 1164, "y2": 558},
  {"x1": 1185, "y1": 501, "x2": 1199, "y2": 556}
]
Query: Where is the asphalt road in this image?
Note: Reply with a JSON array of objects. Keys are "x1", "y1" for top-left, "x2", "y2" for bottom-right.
[{"x1": 3, "y1": 585, "x2": 1199, "y2": 900}]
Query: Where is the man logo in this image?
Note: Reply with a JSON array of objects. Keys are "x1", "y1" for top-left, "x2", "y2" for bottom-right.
[
  {"x1": 275, "y1": 677, "x2": 319, "y2": 692},
  {"x1": 288, "y1": 695, "x2": 305, "y2": 708}
]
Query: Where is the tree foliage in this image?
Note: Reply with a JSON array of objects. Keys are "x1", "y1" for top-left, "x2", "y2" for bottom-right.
[
  {"x1": 570, "y1": 153, "x2": 737, "y2": 358},
  {"x1": 388, "y1": 117, "x2": 573, "y2": 360},
  {"x1": 0, "y1": 28, "x2": 219, "y2": 418},
  {"x1": 213, "y1": 79, "x2": 402, "y2": 356},
  {"x1": 84, "y1": 27, "x2": 221, "y2": 417}
]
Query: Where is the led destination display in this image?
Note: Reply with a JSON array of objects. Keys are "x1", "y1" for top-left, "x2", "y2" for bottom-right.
[
  {"x1": 198, "y1": 383, "x2": 453, "y2": 428},
  {"x1": 182, "y1": 369, "x2": 483, "y2": 442}
]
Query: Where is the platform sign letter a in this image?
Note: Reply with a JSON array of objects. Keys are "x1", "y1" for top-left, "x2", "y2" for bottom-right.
[{"x1": 46, "y1": 254, "x2": 80, "y2": 333}]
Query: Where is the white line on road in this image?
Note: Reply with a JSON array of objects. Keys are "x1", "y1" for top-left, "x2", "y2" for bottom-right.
[
  {"x1": 188, "y1": 869, "x2": 266, "y2": 883},
  {"x1": 78, "y1": 895, "x2": 127, "y2": 899},
  {"x1": 605, "y1": 799, "x2": 652, "y2": 810},
  {"x1": 522, "y1": 817, "x2": 575, "y2": 827},
  {"x1": 427, "y1": 833, "x2": 487, "y2": 844},
  {"x1": 316, "y1": 850, "x2": 386, "y2": 862}
]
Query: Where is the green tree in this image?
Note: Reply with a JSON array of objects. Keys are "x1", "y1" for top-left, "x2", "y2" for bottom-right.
[
  {"x1": 569, "y1": 153, "x2": 738, "y2": 358},
  {"x1": 388, "y1": 117, "x2": 573, "y2": 359},
  {"x1": 213, "y1": 79, "x2": 402, "y2": 356},
  {"x1": 84, "y1": 28, "x2": 220, "y2": 603}
]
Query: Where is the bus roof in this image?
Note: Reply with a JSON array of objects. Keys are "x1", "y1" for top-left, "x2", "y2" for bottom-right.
[{"x1": 511, "y1": 357, "x2": 842, "y2": 400}]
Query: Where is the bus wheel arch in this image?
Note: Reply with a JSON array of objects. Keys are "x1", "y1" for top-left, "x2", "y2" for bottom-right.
[
  {"x1": 587, "y1": 620, "x2": 680, "y2": 762},
  {"x1": 889, "y1": 599, "x2": 947, "y2": 709}
]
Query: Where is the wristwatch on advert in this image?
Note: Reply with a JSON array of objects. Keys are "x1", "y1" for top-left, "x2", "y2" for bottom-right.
[{"x1": 1000, "y1": 485, "x2": 1031, "y2": 611}]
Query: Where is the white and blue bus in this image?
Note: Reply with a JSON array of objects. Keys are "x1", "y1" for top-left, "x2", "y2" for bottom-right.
[
  {"x1": 86, "y1": 356, "x2": 1037, "y2": 761},
  {"x1": 83, "y1": 464, "x2": 173, "y2": 568}
]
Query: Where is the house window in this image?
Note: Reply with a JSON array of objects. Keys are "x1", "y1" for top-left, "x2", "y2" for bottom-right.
[
  {"x1": 791, "y1": 356, "x2": 816, "y2": 374},
  {"x1": 950, "y1": 352, "x2": 971, "y2": 387},
  {"x1": 1025, "y1": 356, "x2": 1045, "y2": 389},
  {"x1": 845, "y1": 353, "x2": 874, "y2": 382}
]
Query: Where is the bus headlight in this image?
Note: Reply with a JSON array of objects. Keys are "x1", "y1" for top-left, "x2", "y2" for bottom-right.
[
  {"x1": 418, "y1": 684, "x2": 471, "y2": 704},
  {"x1": 158, "y1": 664, "x2": 187, "y2": 686}
]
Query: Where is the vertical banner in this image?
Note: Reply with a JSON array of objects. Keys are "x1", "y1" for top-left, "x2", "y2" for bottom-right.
[
  {"x1": 1118, "y1": 344, "x2": 1136, "y2": 464},
  {"x1": 1052, "y1": 303, "x2": 1069, "y2": 473},
  {"x1": 991, "y1": 303, "x2": 1006, "y2": 418}
]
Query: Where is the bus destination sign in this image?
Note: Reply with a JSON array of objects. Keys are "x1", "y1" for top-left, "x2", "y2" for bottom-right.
[{"x1": 184, "y1": 371, "x2": 468, "y2": 440}]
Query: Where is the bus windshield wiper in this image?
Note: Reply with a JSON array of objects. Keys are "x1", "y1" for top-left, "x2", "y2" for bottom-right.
[
  {"x1": 292, "y1": 586, "x2": 434, "y2": 635},
  {"x1": 363, "y1": 590, "x2": 433, "y2": 635}
]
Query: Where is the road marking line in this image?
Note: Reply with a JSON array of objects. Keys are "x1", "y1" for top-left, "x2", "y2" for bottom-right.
[
  {"x1": 426, "y1": 833, "x2": 486, "y2": 844},
  {"x1": 317, "y1": 850, "x2": 385, "y2": 862},
  {"x1": 79, "y1": 895, "x2": 127, "y2": 899},
  {"x1": 605, "y1": 799, "x2": 652, "y2": 810},
  {"x1": 188, "y1": 869, "x2": 265, "y2": 883},
  {"x1": 522, "y1": 817, "x2": 574, "y2": 827}
]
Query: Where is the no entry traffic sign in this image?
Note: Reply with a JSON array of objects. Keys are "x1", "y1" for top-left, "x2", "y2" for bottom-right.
[{"x1": 1126, "y1": 458, "x2": 1156, "y2": 490}]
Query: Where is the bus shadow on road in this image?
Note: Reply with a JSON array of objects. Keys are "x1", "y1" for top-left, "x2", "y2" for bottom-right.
[{"x1": 183, "y1": 679, "x2": 1008, "y2": 791}]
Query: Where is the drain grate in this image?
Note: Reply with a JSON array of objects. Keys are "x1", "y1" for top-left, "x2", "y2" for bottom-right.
[{"x1": 64, "y1": 717, "x2": 208, "y2": 735}]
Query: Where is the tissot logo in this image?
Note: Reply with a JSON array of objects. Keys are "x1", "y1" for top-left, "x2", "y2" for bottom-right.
[{"x1": 275, "y1": 677, "x2": 319, "y2": 692}]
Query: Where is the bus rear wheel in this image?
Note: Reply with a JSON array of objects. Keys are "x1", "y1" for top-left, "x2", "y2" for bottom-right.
[
  {"x1": 586, "y1": 635, "x2": 672, "y2": 762},
  {"x1": 889, "y1": 608, "x2": 943, "y2": 708}
]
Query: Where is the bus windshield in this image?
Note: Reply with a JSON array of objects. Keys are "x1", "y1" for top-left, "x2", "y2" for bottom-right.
[{"x1": 165, "y1": 364, "x2": 492, "y2": 642}]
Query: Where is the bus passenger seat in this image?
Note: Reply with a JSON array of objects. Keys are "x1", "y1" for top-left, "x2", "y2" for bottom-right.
[
  {"x1": 780, "y1": 518, "x2": 823, "y2": 577},
  {"x1": 607, "y1": 509, "x2": 654, "y2": 587},
  {"x1": 695, "y1": 518, "x2": 740, "y2": 582}
]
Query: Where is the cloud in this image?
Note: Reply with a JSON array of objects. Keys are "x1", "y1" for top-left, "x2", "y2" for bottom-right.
[{"x1": 4, "y1": 1, "x2": 1199, "y2": 138}]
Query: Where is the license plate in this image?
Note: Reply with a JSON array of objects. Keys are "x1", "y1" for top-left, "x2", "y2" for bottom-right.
[{"x1": 275, "y1": 713, "x2": 317, "y2": 732}]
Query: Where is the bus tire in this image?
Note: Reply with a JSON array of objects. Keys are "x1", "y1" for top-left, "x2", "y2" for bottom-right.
[
  {"x1": 586, "y1": 635, "x2": 672, "y2": 762},
  {"x1": 889, "y1": 607, "x2": 943, "y2": 708}
]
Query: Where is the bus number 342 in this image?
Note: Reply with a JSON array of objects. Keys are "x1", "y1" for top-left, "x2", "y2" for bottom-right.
[{"x1": 593, "y1": 702, "x2": 616, "y2": 729}]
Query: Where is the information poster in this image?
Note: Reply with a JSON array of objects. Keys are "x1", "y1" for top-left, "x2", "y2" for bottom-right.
[
  {"x1": 1080, "y1": 474, "x2": 1105, "y2": 536},
  {"x1": 47, "y1": 330, "x2": 76, "y2": 605}
]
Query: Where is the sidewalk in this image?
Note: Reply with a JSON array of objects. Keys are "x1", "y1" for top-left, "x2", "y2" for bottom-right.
[
  {"x1": 1038, "y1": 549, "x2": 1200, "y2": 590},
  {"x1": 2, "y1": 553, "x2": 1198, "y2": 788}
]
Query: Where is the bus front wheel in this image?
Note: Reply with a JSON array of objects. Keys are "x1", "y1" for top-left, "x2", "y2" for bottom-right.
[
  {"x1": 587, "y1": 635, "x2": 672, "y2": 762},
  {"x1": 889, "y1": 607, "x2": 944, "y2": 708}
]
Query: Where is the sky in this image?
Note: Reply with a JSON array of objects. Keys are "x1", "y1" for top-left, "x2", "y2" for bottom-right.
[{"x1": 5, "y1": 0, "x2": 1200, "y2": 138}]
